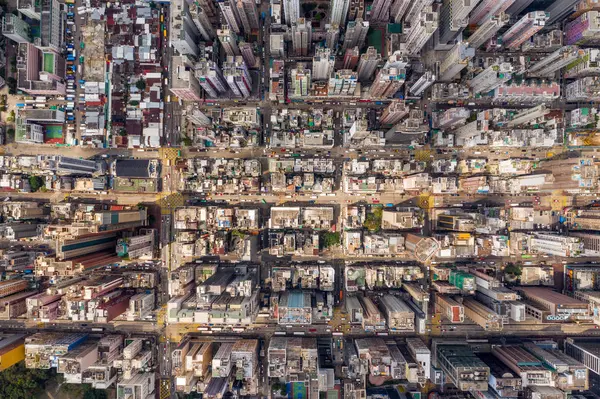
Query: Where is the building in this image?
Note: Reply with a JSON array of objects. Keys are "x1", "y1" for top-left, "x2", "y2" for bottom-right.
[
  {"x1": 567, "y1": 76, "x2": 600, "y2": 101},
  {"x1": 380, "y1": 101, "x2": 409, "y2": 125},
  {"x1": 357, "y1": 46, "x2": 381, "y2": 82},
  {"x1": 463, "y1": 297, "x2": 504, "y2": 331},
  {"x1": 0, "y1": 334, "x2": 25, "y2": 371},
  {"x1": 2, "y1": 14, "x2": 30, "y2": 43},
  {"x1": 477, "y1": 353, "x2": 523, "y2": 398},
  {"x1": 434, "y1": 343, "x2": 490, "y2": 391},
  {"x1": 506, "y1": 105, "x2": 550, "y2": 127},
  {"x1": 438, "y1": 41, "x2": 474, "y2": 81},
  {"x1": 196, "y1": 60, "x2": 228, "y2": 98},
  {"x1": 565, "y1": 48, "x2": 600, "y2": 78},
  {"x1": 409, "y1": 71, "x2": 436, "y2": 96},
  {"x1": 116, "y1": 230, "x2": 154, "y2": 259},
  {"x1": 325, "y1": 24, "x2": 340, "y2": 50},
  {"x1": 239, "y1": 42, "x2": 256, "y2": 68},
  {"x1": 516, "y1": 287, "x2": 589, "y2": 323},
  {"x1": 530, "y1": 232, "x2": 583, "y2": 257},
  {"x1": 283, "y1": 0, "x2": 300, "y2": 25},
  {"x1": 528, "y1": 46, "x2": 583, "y2": 77},
  {"x1": 438, "y1": 0, "x2": 479, "y2": 45},
  {"x1": 116, "y1": 372, "x2": 155, "y2": 399},
  {"x1": 328, "y1": 69, "x2": 358, "y2": 96},
  {"x1": 342, "y1": 18, "x2": 369, "y2": 51},
  {"x1": 566, "y1": 338, "x2": 600, "y2": 382},
  {"x1": 16, "y1": 42, "x2": 65, "y2": 95},
  {"x1": 402, "y1": 7, "x2": 438, "y2": 55},
  {"x1": 218, "y1": 0, "x2": 242, "y2": 34},
  {"x1": 19, "y1": 0, "x2": 63, "y2": 52},
  {"x1": 312, "y1": 47, "x2": 335, "y2": 81},
  {"x1": 170, "y1": 0, "x2": 201, "y2": 56},
  {"x1": 277, "y1": 290, "x2": 312, "y2": 325},
  {"x1": 0, "y1": 280, "x2": 28, "y2": 299},
  {"x1": 491, "y1": 345, "x2": 554, "y2": 387},
  {"x1": 469, "y1": 0, "x2": 513, "y2": 25},
  {"x1": 379, "y1": 295, "x2": 414, "y2": 332},
  {"x1": 330, "y1": 0, "x2": 350, "y2": 26},
  {"x1": 292, "y1": 18, "x2": 312, "y2": 56},
  {"x1": 501, "y1": 11, "x2": 548, "y2": 50},
  {"x1": 523, "y1": 342, "x2": 588, "y2": 391},
  {"x1": 468, "y1": 12, "x2": 509, "y2": 49},
  {"x1": 236, "y1": 0, "x2": 260, "y2": 33},
  {"x1": 368, "y1": 67, "x2": 405, "y2": 98},
  {"x1": 369, "y1": 0, "x2": 393, "y2": 21},
  {"x1": 231, "y1": 339, "x2": 258, "y2": 380},
  {"x1": 217, "y1": 27, "x2": 240, "y2": 57},
  {"x1": 391, "y1": 0, "x2": 411, "y2": 22},
  {"x1": 223, "y1": 56, "x2": 253, "y2": 98},
  {"x1": 291, "y1": 65, "x2": 312, "y2": 97},
  {"x1": 470, "y1": 63, "x2": 513, "y2": 95},
  {"x1": 169, "y1": 56, "x2": 202, "y2": 102},
  {"x1": 566, "y1": 11, "x2": 600, "y2": 45}
]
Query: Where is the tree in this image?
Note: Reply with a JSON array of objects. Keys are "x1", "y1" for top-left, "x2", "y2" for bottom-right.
[
  {"x1": 136, "y1": 80, "x2": 146, "y2": 91},
  {"x1": 0, "y1": 361, "x2": 52, "y2": 399},
  {"x1": 322, "y1": 232, "x2": 340, "y2": 248},
  {"x1": 181, "y1": 135, "x2": 192, "y2": 147},
  {"x1": 504, "y1": 263, "x2": 522, "y2": 277},
  {"x1": 28, "y1": 175, "x2": 45, "y2": 192},
  {"x1": 363, "y1": 207, "x2": 383, "y2": 231},
  {"x1": 6, "y1": 77, "x2": 16, "y2": 95},
  {"x1": 6, "y1": 110, "x2": 15, "y2": 123},
  {"x1": 6, "y1": 128, "x2": 14, "y2": 141},
  {"x1": 129, "y1": 100, "x2": 139, "y2": 106}
]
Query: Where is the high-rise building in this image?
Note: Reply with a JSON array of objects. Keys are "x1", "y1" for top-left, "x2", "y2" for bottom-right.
[
  {"x1": 357, "y1": 46, "x2": 381, "y2": 81},
  {"x1": 291, "y1": 64, "x2": 312, "y2": 97},
  {"x1": 438, "y1": 41, "x2": 474, "y2": 81},
  {"x1": 467, "y1": 12, "x2": 509, "y2": 49},
  {"x1": 566, "y1": 10, "x2": 600, "y2": 45},
  {"x1": 16, "y1": 43, "x2": 66, "y2": 95},
  {"x1": 330, "y1": 0, "x2": 351, "y2": 26},
  {"x1": 469, "y1": 63, "x2": 513, "y2": 94},
  {"x1": 171, "y1": 0, "x2": 203, "y2": 56},
  {"x1": 328, "y1": 69, "x2": 358, "y2": 96},
  {"x1": 369, "y1": 67, "x2": 406, "y2": 98},
  {"x1": 342, "y1": 18, "x2": 370, "y2": 50},
  {"x1": 391, "y1": 0, "x2": 411, "y2": 23},
  {"x1": 404, "y1": 0, "x2": 435, "y2": 27},
  {"x1": 403, "y1": 7, "x2": 438, "y2": 55},
  {"x1": 218, "y1": 0, "x2": 243, "y2": 34},
  {"x1": 25, "y1": 0, "x2": 63, "y2": 52},
  {"x1": 546, "y1": 0, "x2": 581, "y2": 25},
  {"x1": 312, "y1": 47, "x2": 335, "y2": 80},
  {"x1": 195, "y1": 0, "x2": 218, "y2": 20},
  {"x1": 501, "y1": 11, "x2": 548, "y2": 50},
  {"x1": 469, "y1": 0, "x2": 514, "y2": 25},
  {"x1": 326, "y1": 24, "x2": 340, "y2": 49},
  {"x1": 343, "y1": 46, "x2": 360, "y2": 69},
  {"x1": 218, "y1": 26, "x2": 241, "y2": 56},
  {"x1": 527, "y1": 46, "x2": 584, "y2": 77},
  {"x1": 239, "y1": 42, "x2": 256, "y2": 68},
  {"x1": 292, "y1": 18, "x2": 312, "y2": 56},
  {"x1": 380, "y1": 100, "x2": 409, "y2": 124},
  {"x1": 283, "y1": 0, "x2": 300, "y2": 25},
  {"x1": 190, "y1": 5, "x2": 216, "y2": 41},
  {"x1": 236, "y1": 0, "x2": 260, "y2": 33},
  {"x1": 506, "y1": 0, "x2": 535, "y2": 16},
  {"x1": 223, "y1": 56, "x2": 253, "y2": 98},
  {"x1": 348, "y1": 0, "x2": 365, "y2": 20},
  {"x1": 2, "y1": 14, "x2": 31, "y2": 43},
  {"x1": 438, "y1": 0, "x2": 480, "y2": 45},
  {"x1": 370, "y1": 0, "x2": 394, "y2": 22},
  {"x1": 169, "y1": 57, "x2": 203, "y2": 101},
  {"x1": 195, "y1": 60, "x2": 229, "y2": 98},
  {"x1": 409, "y1": 71, "x2": 436, "y2": 96}
]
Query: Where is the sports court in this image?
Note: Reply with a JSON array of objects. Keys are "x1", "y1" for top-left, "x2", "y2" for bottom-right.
[{"x1": 44, "y1": 124, "x2": 64, "y2": 144}]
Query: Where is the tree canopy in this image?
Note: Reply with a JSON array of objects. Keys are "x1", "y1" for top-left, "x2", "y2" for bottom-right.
[{"x1": 0, "y1": 361, "x2": 52, "y2": 399}]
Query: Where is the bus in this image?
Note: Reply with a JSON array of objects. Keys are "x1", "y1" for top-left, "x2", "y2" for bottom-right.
[{"x1": 163, "y1": 29, "x2": 167, "y2": 37}]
